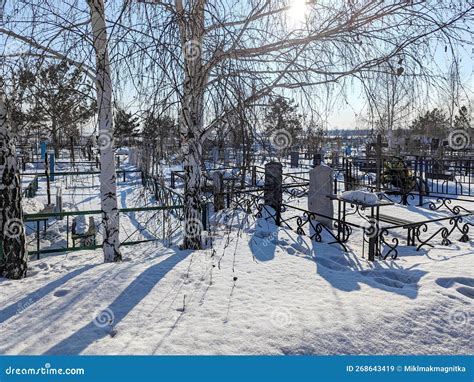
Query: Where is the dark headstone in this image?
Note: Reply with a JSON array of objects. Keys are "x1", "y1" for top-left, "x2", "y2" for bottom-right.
[
  {"x1": 213, "y1": 172, "x2": 225, "y2": 211},
  {"x1": 313, "y1": 153, "x2": 322, "y2": 167},
  {"x1": 290, "y1": 152, "x2": 299, "y2": 168},
  {"x1": 264, "y1": 162, "x2": 282, "y2": 210}
]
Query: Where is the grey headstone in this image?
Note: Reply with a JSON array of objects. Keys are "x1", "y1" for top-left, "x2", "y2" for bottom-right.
[{"x1": 308, "y1": 164, "x2": 334, "y2": 228}]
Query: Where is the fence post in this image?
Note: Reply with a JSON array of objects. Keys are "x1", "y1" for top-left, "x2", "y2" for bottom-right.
[
  {"x1": 45, "y1": 154, "x2": 51, "y2": 205},
  {"x1": 375, "y1": 134, "x2": 382, "y2": 192},
  {"x1": 171, "y1": 171, "x2": 175, "y2": 189},
  {"x1": 201, "y1": 203, "x2": 208, "y2": 231},
  {"x1": 213, "y1": 172, "x2": 225, "y2": 211},
  {"x1": 70, "y1": 137, "x2": 75, "y2": 166},
  {"x1": 418, "y1": 157, "x2": 424, "y2": 206},
  {"x1": 154, "y1": 178, "x2": 159, "y2": 201}
]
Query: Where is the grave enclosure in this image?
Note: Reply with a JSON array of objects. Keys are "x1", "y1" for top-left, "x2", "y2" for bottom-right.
[{"x1": 13, "y1": 132, "x2": 474, "y2": 262}]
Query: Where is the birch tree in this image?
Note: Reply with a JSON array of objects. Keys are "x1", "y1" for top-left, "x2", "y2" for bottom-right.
[
  {"x1": 87, "y1": 0, "x2": 121, "y2": 262},
  {"x1": 1, "y1": 0, "x2": 122, "y2": 262},
  {"x1": 120, "y1": 0, "x2": 473, "y2": 249},
  {"x1": 0, "y1": 78, "x2": 28, "y2": 279},
  {"x1": 2, "y1": 0, "x2": 473, "y2": 251}
]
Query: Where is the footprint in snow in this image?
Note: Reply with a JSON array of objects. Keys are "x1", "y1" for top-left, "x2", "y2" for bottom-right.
[
  {"x1": 436, "y1": 277, "x2": 474, "y2": 288},
  {"x1": 456, "y1": 287, "x2": 474, "y2": 300},
  {"x1": 373, "y1": 277, "x2": 405, "y2": 289},
  {"x1": 53, "y1": 289, "x2": 71, "y2": 297},
  {"x1": 435, "y1": 277, "x2": 474, "y2": 300}
]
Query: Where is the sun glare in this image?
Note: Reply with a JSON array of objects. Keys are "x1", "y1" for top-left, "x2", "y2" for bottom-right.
[{"x1": 288, "y1": 0, "x2": 308, "y2": 25}]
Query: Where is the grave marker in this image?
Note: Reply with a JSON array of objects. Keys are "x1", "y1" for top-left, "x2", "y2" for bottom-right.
[
  {"x1": 308, "y1": 163, "x2": 334, "y2": 228},
  {"x1": 264, "y1": 161, "x2": 282, "y2": 225},
  {"x1": 290, "y1": 152, "x2": 299, "y2": 168}
]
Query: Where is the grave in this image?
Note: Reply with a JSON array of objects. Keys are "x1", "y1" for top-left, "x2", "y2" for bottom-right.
[
  {"x1": 264, "y1": 161, "x2": 282, "y2": 216},
  {"x1": 308, "y1": 163, "x2": 334, "y2": 228},
  {"x1": 290, "y1": 152, "x2": 299, "y2": 168}
]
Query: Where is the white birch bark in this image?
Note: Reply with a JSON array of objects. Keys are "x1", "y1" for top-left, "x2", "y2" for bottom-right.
[
  {"x1": 0, "y1": 79, "x2": 28, "y2": 279},
  {"x1": 87, "y1": 0, "x2": 121, "y2": 262},
  {"x1": 177, "y1": 0, "x2": 206, "y2": 249}
]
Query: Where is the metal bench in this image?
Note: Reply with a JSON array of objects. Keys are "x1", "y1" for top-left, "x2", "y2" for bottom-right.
[{"x1": 378, "y1": 214, "x2": 417, "y2": 246}]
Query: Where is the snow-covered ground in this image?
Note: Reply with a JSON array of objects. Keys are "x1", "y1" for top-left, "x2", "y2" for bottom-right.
[{"x1": 0, "y1": 155, "x2": 472, "y2": 355}]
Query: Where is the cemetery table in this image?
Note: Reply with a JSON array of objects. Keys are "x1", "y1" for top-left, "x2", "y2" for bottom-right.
[{"x1": 327, "y1": 195, "x2": 393, "y2": 261}]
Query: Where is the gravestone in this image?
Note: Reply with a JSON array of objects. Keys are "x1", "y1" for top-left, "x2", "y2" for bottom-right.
[
  {"x1": 290, "y1": 152, "x2": 299, "y2": 168},
  {"x1": 313, "y1": 153, "x2": 322, "y2": 167},
  {"x1": 236, "y1": 151, "x2": 243, "y2": 166},
  {"x1": 40, "y1": 141, "x2": 47, "y2": 160},
  {"x1": 264, "y1": 162, "x2": 282, "y2": 212},
  {"x1": 251, "y1": 166, "x2": 257, "y2": 186},
  {"x1": 212, "y1": 147, "x2": 219, "y2": 163},
  {"x1": 404, "y1": 137, "x2": 410, "y2": 151},
  {"x1": 55, "y1": 187, "x2": 63, "y2": 218},
  {"x1": 213, "y1": 171, "x2": 225, "y2": 211},
  {"x1": 308, "y1": 163, "x2": 334, "y2": 228}
]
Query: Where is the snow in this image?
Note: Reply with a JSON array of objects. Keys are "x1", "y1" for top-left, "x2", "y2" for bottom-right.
[
  {"x1": 21, "y1": 198, "x2": 45, "y2": 215},
  {"x1": 0, "y1": 155, "x2": 472, "y2": 355},
  {"x1": 341, "y1": 190, "x2": 380, "y2": 205}
]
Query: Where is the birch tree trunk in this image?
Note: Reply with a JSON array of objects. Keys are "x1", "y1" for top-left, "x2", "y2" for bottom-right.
[
  {"x1": 177, "y1": 0, "x2": 207, "y2": 250},
  {"x1": 181, "y1": 58, "x2": 205, "y2": 250},
  {"x1": 0, "y1": 80, "x2": 28, "y2": 279},
  {"x1": 87, "y1": 0, "x2": 121, "y2": 262}
]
